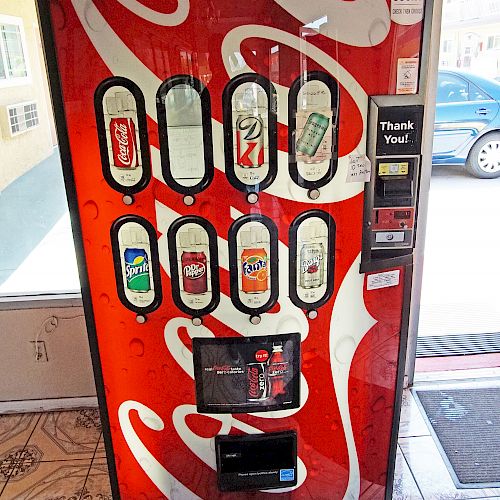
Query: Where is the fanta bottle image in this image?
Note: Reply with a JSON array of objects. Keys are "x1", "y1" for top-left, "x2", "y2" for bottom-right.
[{"x1": 240, "y1": 228, "x2": 268, "y2": 294}]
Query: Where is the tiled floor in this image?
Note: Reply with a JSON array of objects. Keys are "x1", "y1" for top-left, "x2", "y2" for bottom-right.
[
  {"x1": 0, "y1": 409, "x2": 110, "y2": 499},
  {"x1": 0, "y1": 388, "x2": 498, "y2": 499}
]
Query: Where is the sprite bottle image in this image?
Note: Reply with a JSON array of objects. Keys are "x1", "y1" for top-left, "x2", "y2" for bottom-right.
[
  {"x1": 124, "y1": 248, "x2": 150, "y2": 292},
  {"x1": 296, "y1": 112, "x2": 330, "y2": 157}
]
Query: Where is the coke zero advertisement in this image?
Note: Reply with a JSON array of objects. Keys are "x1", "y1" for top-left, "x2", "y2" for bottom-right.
[{"x1": 193, "y1": 333, "x2": 300, "y2": 414}]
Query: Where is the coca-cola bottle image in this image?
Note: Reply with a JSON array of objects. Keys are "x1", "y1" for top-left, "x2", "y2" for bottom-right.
[
  {"x1": 179, "y1": 229, "x2": 208, "y2": 294},
  {"x1": 268, "y1": 344, "x2": 289, "y2": 397},
  {"x1": 106, "y1": 92, "x2": 139, "y2": 169}
]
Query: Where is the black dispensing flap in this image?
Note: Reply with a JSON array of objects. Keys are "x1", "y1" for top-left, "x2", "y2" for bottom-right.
[{"x1": 216, "y1": 431, "x2": 297, "y2": 491}]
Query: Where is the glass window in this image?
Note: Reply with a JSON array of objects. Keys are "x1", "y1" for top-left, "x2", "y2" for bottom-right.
[
  {"x1": 436, "y1": 73, "x2": 469, "y2": 103},
  {"x1": 469, "y1": 82, "x2": 491, "y2": 101},
  {"x1": 0, "y1": 23, "x2": 27, "y2": 80},
  {"x1": 0, "y1": 7, "x2": 79, "y2": 297}
]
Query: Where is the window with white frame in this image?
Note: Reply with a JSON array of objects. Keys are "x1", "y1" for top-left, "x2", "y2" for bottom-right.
[
  {"x1": 7, "y1": 101, "x2": 39, "y2": 136},
  {"x1": 0, "y1": 18, "x2": 28, "y2": 83}
]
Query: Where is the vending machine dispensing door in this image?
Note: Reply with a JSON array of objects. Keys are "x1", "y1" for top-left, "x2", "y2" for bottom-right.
[{"x1": 38, "y1": 0, "x2": 436, "y2": 497}]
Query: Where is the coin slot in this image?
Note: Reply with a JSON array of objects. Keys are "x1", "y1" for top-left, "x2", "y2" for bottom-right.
[
  {"x1": 223, "y1": 74, "x2": 278, "y2": 193},
  {"x1": 288, "y1": 71, "x2": 339, "y2": 190},
  {"x1": 95, "y1": 77, "x2": 151, "y2": 194},
  {"x1": 167, "y1": 216, "x2": 220, "y2": 317},
  {"x1": 111, "y1": 216, "x2": 162, "y2": 314},
  {"x1": 228, "y1": 214, "x2": 279, "y2": 315},
  {"x1": 289, "y1": 210, "x2": 336, "y2": 310},
  {"x1": 157, "y1": 75, "x2": 214, "y2": 195}
]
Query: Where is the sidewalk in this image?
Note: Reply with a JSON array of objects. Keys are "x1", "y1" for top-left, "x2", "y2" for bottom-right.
[{"x1": 0, "y1": 148, "x2": 80, "y2": 295}]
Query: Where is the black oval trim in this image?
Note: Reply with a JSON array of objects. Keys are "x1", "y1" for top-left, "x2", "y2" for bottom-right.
[
  {"x1": 156, "y1": 75, "x2": 214, "y2": 195},
  {"x1": 228, "y1": 214, "x2": 279, "y2": 315},
  {"x1": 289, "y1": 210, "x2": 336, "y2": 310},
  {"x1": 110, "y1": 215, "x2": 162, "y2": 314},
  {"x1": 288, "y1": 71, "x2": 339, "y2": 190},
  {"x1": 167, "y1": 216, "x2": 220, "y2": 317},
  {"x1": 95, "y1": 77, "x2": 152, "y2": 194},
  {"x1": 222, "y1": 73, "x2": 278, "y2": 193}
]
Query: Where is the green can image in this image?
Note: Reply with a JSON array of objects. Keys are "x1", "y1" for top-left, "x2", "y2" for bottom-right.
[
  {"x1": 296, "y1": 112, "x2": 330, "y2": 157},
  {"x1": 124, "y1": 248, "x2": 151, "y2": 292}
]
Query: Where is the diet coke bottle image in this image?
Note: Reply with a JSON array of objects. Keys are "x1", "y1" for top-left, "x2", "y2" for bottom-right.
[
  {"x1": 235, "y1": 86, "x2": 264, "y2": 168},
  {"x1": 105, "y1": 92, "x2": 139, "y2": 169},
  {"x1": 268, "y1": 344, "x2": 289, "y2": 397},
  {"x1": 236, "y1": 114, "x2": 264, "y2": 168},
  {"x1": 299, "y1": 224, "x2": 325, "y2": 289},
  {"x1": 179, "y1": 230, "x2": 208, "y2": 295},
  {"x1": 240, "y1": 228, "x2": 268, "y2": 294}
]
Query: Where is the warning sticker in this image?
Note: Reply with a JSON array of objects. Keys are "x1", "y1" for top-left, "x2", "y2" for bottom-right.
[
  {"x1": 396, "y1": 58, "x2": 419, "y2": 95},
  {"x1": 367, "y1": 270, "x2": 401, "y2": 290}
]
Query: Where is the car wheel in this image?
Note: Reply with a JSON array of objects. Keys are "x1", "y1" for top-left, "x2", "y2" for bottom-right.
[{"x1": 466, "y1": 132, "x2": 500, "y2": 179}]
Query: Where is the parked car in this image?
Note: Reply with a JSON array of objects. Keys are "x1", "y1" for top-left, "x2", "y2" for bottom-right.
[{"x1": 433, "y1": 69, "x2": 500, "y2": 178}]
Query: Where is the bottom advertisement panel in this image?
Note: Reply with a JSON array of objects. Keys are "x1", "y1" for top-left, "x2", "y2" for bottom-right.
[{"x1": 193, "y1": 333, "x2": 301, "y2": 414}]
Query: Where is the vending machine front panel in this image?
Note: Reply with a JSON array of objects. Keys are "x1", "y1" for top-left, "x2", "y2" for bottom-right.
[{"x1": 38, "y1": 0, "x2": 432, "y2": 497}]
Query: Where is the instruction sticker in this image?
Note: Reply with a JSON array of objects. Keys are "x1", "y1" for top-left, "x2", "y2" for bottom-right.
[
  {"x1": 367, "y1": 270, "x2": 400, "y2": 290},
  {"x1": 396, "y1": 58, "x2": 419, "y2": 95},
  {"x1": 347, "y1": 154, "x2": 371, "y2": 183},
  {"x1": 391, "y1": 0, "x2": 424, "y2": 25}
]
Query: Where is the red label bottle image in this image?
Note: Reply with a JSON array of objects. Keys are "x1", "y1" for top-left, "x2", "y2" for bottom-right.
[
  {"x1": 181, "y1": 251, "x2": 207, "y2": 294},
  {"x1": 110, "y1": 117, "x2": 138, "y2": 169},
  {"x1": 268, "y1": 344, "x2": 289, "y2": 397},
  {"x1": 179, "y1": 229, "x2": 208, "y2": 295}
]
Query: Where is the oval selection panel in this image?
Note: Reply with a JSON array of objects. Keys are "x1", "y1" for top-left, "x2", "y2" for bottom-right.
[
  {"x1": 167, "y1": 216, "x2": 220, "y2": 317},
  {"x1": 223, "y1": 74, "x2": 277, "y2": 193},
  {"x1": 289, "y1": 210, "x2": 336, "y2": 310},
  {"x1": 228, "y1": 214, "x2": 279, "y2": 315},
  {"x1": 95, "y1": 77, "x2": 151, "y2": 194},
  {"x1": 157, "y1": 75, "x2": 214, "y2": 195},
  {"x1": 111, "y1": 216, "x2": 162, "y2": 314},
  {"x1": 288, "y1": 71, "x2": 339, "y2": 190}
]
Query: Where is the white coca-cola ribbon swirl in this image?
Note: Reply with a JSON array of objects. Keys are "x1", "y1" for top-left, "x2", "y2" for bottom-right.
[
  {"x1": 115, "y1": 0, "x2": 190, "y2": 26},
  {"x1": 157, "y1": 200, "x2": 309, "y2": 344},
  {"x1": 172, "y1": 404, "x2": 307, "y2": 493},
  {"x1": 71, "y1": 0, "x2": 368, "y2": 203},
  {"x1": 221, "y1": 24, "x2": 368, "y2": 202},
  {"x1": 273, "y1": 0, "x2": 390, "y2": 47},
  {"x1": 118, "y1": 400, "x2": 201, "y2": 498},
  {"x1": 329, "y1": 254, "x2": 377, "y2": 500}
]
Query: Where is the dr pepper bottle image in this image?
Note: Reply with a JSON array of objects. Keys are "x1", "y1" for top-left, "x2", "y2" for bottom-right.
[
  {"x1": 179, "y1": 230, "x2": 208, "y2": 294},
  {"x1": 240, "y1": 228, "x2": 268, "y2": 294}
]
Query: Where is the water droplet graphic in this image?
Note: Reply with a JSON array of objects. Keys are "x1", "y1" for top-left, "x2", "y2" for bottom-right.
[
  {"x1": 83, "y1": 200, "x2": 98, "y2": 220},
  {"x1": 335, "y1": 336, "x2": 356, "y2": 363},
  {"x1": 129, "y1": 338, "x2": 144, "y2": 357},
  {"x1": 371, "y1": 396, "x2": 386, "y2": 413},
  {"x1": 99, "y1": 293, "x2": 110, "y2": 305}
]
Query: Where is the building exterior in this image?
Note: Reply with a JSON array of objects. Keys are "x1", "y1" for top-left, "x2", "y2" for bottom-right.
[
  {"x1": 440, "y1": 0, "x2": 500, "y2": 78},
  {"x1": 0, "y1": 0, "x2": 55, "y2": 190}
]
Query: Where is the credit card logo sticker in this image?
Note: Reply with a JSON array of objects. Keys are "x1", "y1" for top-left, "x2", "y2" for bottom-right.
[{"x1": 280, "y1": 469, "x2": 295, "y2": 481}]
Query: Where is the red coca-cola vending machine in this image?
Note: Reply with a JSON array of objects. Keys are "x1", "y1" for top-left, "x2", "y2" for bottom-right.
[{"x1": 37, "y1": 0, "x2": 437, "y2": 497}]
